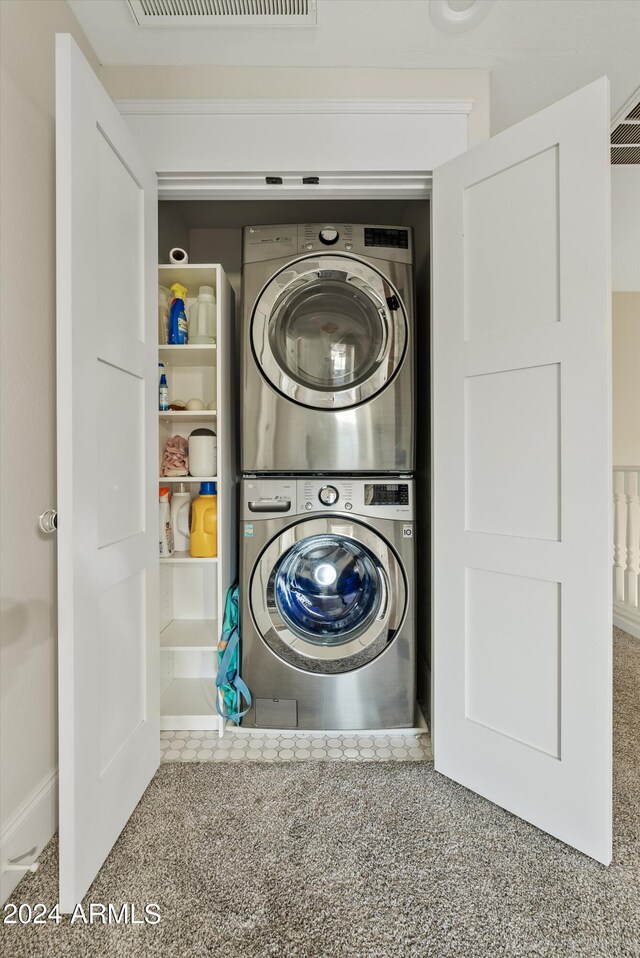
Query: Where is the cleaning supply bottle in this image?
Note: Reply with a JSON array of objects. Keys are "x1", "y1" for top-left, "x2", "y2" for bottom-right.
[
  {"x1": 158, "y1": 362, "x2": 169, "y2": 411},
  {"x1": 159, "y1": 487, "x2": 174, "y2": 557},
  {"x1": 170, "y1": 483, "x2": 191, "y2": 553},
  {"x1": 169, "y1": 283, "x2": 188, "y2": 345},
  {"x1": 190, "y1": 482, "x2": 217, "y2": 558},
  {"x1": 189, "y1": 286, "x2": 216, "y2": 344}
]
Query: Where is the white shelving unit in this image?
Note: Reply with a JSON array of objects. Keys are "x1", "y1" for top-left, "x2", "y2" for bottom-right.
[
  {"x1": 159, "y1": 344, "x2": 217, "y2": 366},
  {"x1": 160, "y1": 551, "x2": 218, "y2": 564},
  {"x1": 158, "y1": 264, "x2": 236, "y2": 734},
  {"x1": 159, "y1": 678, "x2": 219, "y2": 732},
  {"x1": 161, "y1": 619, "x2": 218, "y2": 652},
  {"x1": 159, "y1": 410, "x2": 217, "y2": 422},
  {"x1": 159, "y1": 475, "x2": 218, "y2": 483}
]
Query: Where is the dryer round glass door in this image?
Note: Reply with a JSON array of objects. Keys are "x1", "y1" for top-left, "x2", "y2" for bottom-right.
[
  {"x1": 251, "y1": 255, "x2": 408, "y2": 409},
  {"x1": 250, "y1": 517, "x2": 407, "y2": 674}
]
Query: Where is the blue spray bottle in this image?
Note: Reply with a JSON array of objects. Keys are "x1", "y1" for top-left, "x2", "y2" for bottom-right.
[{"x1": 169, "y1": 283, "x2": 188, "y2": 345}]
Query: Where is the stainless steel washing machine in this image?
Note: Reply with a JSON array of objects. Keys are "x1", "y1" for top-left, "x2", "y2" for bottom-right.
[
  {"x1": 240, "y1": 476, "x2": 416, "y2": 730},
  {"x1": 241, "y1": 223, "x2": 414, "y2": 473}
]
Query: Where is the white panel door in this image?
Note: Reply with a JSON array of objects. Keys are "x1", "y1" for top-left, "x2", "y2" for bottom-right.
[
  {"x1": 432, "y1": 79, "x2": 612, "y2": 863},
  {"x1": 56, "y1": 34, "x2": 159, "y2": 910}
]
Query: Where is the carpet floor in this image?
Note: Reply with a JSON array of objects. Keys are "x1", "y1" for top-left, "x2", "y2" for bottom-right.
[{"x1": 2, "y1": 627, "x2": 638, "y2": 958}]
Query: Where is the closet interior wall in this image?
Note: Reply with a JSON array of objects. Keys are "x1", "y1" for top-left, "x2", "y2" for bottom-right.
[{"x1": 158, "y1": 196, "x2": 432, "y2": 720}]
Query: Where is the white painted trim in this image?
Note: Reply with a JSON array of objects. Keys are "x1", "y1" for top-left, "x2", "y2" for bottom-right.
[
  {"x1": 158, "y1": 171, "x2": 432, "y2": 200},
  {"x1": 116, "y1": 97, "x2": 474, "y2": 117},
  {"x1": 613, "y1": 601, "x2": 640, "y2": 639},
  {"x1": 611, "y1": 86, "x2": 640, "y2": 130},
  {"x1": 1, "y1": 770, "x2": 58, "y2": 904}
]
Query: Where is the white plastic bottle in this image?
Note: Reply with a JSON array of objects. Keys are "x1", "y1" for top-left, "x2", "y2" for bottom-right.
[
  {"x1": 170, "y1": 483, "x2": 191, "y2": 553},
  {"x1": 189, "y1": 286, "x2": 216, "y2": 344},
  {"x1": 159, "y1": 487, "x2": 174, "y2": 556},
  {"x1": 158, "y1": 285, "x2": 171, "y2": 344}
]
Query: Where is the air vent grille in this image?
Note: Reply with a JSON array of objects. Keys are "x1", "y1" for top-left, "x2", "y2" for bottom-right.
[
  {"x1": 611, "y1": 89, "x2": 640, "y2": 165},
  {"x1": 127, "y1": 0, "x2": 317, "y2": 26},
  {"x1": 611, "y1": 146, "x2": 640, "y2": 165},
  {"x1": 611, "y1": 123, "x2": 640, "y2": 145}
]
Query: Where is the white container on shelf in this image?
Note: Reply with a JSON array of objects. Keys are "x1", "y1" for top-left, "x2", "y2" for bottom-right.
[
  {"x1": 158, "y1": 285, "x2": 171, "y2": 344},
  {"x1": 170, "y1": 483, "x2": 191, "y2": 552},
  {"x1": 159, "y1": 487, "x2": 174, "y2": 557},
  {"x1": 188, "y1": 428, "x2": 216, "y2": 477},
  {"x1": 189, "y1": 286, "x2": 216, "y2": 345}
]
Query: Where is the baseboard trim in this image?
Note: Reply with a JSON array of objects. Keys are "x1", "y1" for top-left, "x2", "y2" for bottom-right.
[
  {"x1": 1, "y1": 769, "x2": 58, "y2": 904},
  {"x1": 613, "y1": 602, "x2": 640, "y2": 639}
]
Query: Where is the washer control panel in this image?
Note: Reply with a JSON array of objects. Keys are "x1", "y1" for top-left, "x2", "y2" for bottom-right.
[{"x1": 242, "y1": 478, "x2": 414, "y2": 520}]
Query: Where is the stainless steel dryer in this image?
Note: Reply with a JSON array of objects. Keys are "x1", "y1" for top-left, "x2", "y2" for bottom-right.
[
  {"x1": 241, "y1": 224, "x2": 414, "y2": 473},
  {"x1": 240, "y1": 476, "x2": 416, "y2": 730}
]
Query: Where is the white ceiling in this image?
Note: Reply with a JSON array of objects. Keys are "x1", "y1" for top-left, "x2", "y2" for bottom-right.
[{"x1": 68, "y1": 0, "x2": 640, "y2": 132}]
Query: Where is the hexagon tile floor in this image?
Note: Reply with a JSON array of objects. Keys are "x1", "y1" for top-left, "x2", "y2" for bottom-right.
[{"x1": 161, "y1": 729, "x2": 433, "y2": 763}]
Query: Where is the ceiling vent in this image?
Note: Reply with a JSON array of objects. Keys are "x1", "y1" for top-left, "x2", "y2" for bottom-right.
[
  {"x1": 127, "y1": 0, "x2": 317, "y2": 27},
  {"x1": 611, "y1": 91, "x2": 640, "y2": 165}
]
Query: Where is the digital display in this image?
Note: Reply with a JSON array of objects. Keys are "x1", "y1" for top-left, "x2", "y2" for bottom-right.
[
  {"x1": 365, "y1": 484, "x2": 409, "y2": 506},
  {"x1": 364, "y1": 228, "x2": 409, "y2": 249}
]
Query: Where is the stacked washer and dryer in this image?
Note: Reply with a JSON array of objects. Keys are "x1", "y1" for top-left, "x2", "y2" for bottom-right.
[{"x1": 240, "y1": 223, "x2": 416, "y2": 730}]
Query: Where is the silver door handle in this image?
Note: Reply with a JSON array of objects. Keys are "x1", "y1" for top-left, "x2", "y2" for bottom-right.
[{"x1": 38, "y1": 510, "x2": 57, "y2": 534}]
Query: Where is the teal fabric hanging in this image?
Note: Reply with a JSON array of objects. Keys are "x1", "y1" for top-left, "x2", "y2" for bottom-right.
[{"x1": 216, "y1": 584, "x2": 252, "y2": 723}]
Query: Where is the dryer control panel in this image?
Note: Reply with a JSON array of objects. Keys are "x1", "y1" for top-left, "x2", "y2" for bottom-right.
[
  {"x1": 242, "y1": 477, "x2": 414, "y2": 521},
  {"x1": 243, "y1": 223, "x2": 413, "y2": 265}
]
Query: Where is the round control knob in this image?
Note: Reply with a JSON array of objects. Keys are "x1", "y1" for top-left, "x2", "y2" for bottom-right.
[
  {"x1": 319, "y1": 227, "x2": 339, "y2": 246},
  {"x1": 305, "y1": 242, "x2": 313, "y2": 250},
  {"x1": 305, "y1": 502, "x2": 313, "y2": 511},
  {"x1": 344, "y1": 502, "x2": 353, "y2": 511},
  {"x1": 318, "y1": 485, "x2": 339, "y2": 506}
]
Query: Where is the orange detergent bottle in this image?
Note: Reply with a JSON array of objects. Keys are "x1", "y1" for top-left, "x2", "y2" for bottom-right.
[{"x1": 190, "y1": 482, "x2": 218, "y2": 557}]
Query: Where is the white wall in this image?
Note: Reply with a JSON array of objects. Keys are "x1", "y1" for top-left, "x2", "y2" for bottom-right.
[
  {"x1": 612, "y1": 166, "x2": 640, "y2": 292},
  {"x1": 0, "y1": 1, "x2": 100, "y2": 902},
  {"x1": 102, "y1": 66, "x2": 491, "y2": 146},
  {"x1": 612, "y1": 293, "x2": 640, "y2": 467},
  {"x1": 611, "y1": 167, "x2": 640, "y2": 468}
]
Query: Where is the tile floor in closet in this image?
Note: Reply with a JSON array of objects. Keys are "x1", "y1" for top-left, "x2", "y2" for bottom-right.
[{"x1": 161, "y1": 729, "x2": 433, "y2": 763}]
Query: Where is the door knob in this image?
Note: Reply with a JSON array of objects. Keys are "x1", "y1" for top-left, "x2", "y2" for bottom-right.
[{"x1": 38, "y1": 509, "x2": 58, "y2": 534}]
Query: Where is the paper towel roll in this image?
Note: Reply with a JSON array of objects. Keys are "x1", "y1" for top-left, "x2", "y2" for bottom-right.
[{"x1": 169, "y1": 247, "x2": 189, "y2": 265}]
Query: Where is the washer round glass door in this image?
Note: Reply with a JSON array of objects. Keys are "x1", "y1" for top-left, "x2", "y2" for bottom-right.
[
  {"x1": 251, "y1": 255, "x2": 408, "y2": 409},
  {"x1": 250, "y1": 517, "x2": 407, "y2": 674}
]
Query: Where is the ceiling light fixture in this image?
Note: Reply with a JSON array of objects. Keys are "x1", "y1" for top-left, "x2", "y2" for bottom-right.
[{"x1": 430, "y1": 0, "x2": 496, "y2": 33}]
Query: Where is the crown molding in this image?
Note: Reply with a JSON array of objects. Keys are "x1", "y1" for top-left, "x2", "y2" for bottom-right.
[{"x1": 116, "y1": 97, "x2": 474, "y2": 117}]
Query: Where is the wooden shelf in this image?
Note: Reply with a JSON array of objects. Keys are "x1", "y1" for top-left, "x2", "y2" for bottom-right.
[
  {"x1": 158, "y1": 476, "x2": 217, "y2": 483},
  {"x1": 158, "y1": 345, "x2": 216, "y2": 367},
  {"x1": 159, "y1": 410, "x2": 216, "y2": 422},
  {"x1": 161, "y1": 619, "x2": 218, "y2": 651},
  {"x1": 160, "y1": 551, "x2": 217, "y2": 564}
]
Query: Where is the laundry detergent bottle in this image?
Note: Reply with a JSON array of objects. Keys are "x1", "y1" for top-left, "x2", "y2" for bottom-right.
[
  {"x1": 170, "y1": 482, "x2": 191, "y2": 553},
  {"x1": 168, "y1": 282, "x2": 188, "y2": 344},
  {"x1": 190, "y1": 482, "x2": 217, "y2": 558}
]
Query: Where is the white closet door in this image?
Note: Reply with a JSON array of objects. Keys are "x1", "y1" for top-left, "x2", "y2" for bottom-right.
[
  {"x1": 56, "y1": 34, "x2": 159, "y2": 910},
  {"x1": 432, "y1": 78, "x2": 612, "y2": 863}
]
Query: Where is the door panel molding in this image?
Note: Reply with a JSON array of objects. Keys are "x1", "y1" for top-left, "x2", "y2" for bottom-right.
[{"x1": 433, "y1": 78, "x2": 612, "y2": 864}]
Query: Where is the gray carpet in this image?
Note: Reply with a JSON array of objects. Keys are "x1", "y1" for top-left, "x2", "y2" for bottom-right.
[{"x1": 2, "y1": 627, "x2": 639, "y2": 958}]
